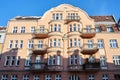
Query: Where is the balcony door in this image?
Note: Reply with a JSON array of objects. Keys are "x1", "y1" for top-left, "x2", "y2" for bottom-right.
[
  {"x1": 86, "y1": 26, "x2": 91, "y2": 33},
  {"x1": 88, "y1": 40, "x2": 93, "y2": 48},
  {"x1": 38, "y1": 41, "x2": 43, "y2": 49},
  {"x1": 35, "y1": 55, "x2": 41, "y2": 69}
]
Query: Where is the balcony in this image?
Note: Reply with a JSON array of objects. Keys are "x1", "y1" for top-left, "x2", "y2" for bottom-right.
[
  {"x1": 32, "y1": 44, "x2": 48, "y2": 54},
  {"x1": 33, "y1": 29, "x2": 48, "y2": 39},
  {"x1": 64, "y1": 16, "x2": 80, "y2": 24},
  {"x1": 47, "y1": 65, "x2": 63, "y2": 71},
  {"x1": 83, "y1": 62, "x2": 100, "y2": 71},
  {"x1": 48, "y1": 31, "x2": 63, "y2": 37},
  {"x1": 81, "y1": 44, "x2": 98, "y2": 55},
  {"x1": 30, "y1": 62, "x2": 48, "y2": 72},
  {"x1": 80, "y1": 28, "x2": 96, "y2": 38},
  {"x1": 67, "y1": 31, "x2": 80, "y2": 37},
  {"x1": 68, "y1": 65, "x2": 83, "y2": 71}
]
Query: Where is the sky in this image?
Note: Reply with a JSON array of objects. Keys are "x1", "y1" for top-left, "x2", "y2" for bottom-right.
[{"x1": 0, "y1": 0, "x2": 120, "y2": 26}]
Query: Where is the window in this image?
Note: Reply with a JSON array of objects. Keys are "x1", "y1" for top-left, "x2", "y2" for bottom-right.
[
  {"x1": 4, "y1": 56, "x2": 10, "y2": 66},
  {"x1": 98, "y1": 39, "x2": 104, "y2": 48},
  {"x1": 107, "y1": 27, "x2": 114, "y2": 32},
  {"x1": 45, "y1": 75, "x2": 52, "y2": 80},
  {"x1": 56, "y1": 14, "x2": 59, "y2": 20},
  {"x1": 48, "y1": 56, "x2": 52, "y2": 65},
  {"x1": 69, "y1": 55, "x2": 82, "y2": 65},
  {"x1": 10, "y1": 56, "x2": 15, "y2": 66},
  {"x1": 58, "y1": 25, "x2": 61, "y2": 32},
  {"x1": 79, "y1": 56, "x2": 82, "y2": 65},
  {"x1": 54, "y1": 24, "x2": 57, "y2": 32},
  {"x1": 113, "y1": 56, "x2": 120, "y2": 65},
  {"x1": 57, "y1": 55, "x2": 61, "y2": 65},
  {"x1": 78, "y1": 24, "x2": 80, "y2": 32},
  {"x1": 78, "y1": 39, "x2": 80, "y2": 47},
  {"x1": 13, "y1": 27, "x2": 17, "y2": 33},
  {"x1": 73, "y1": 24, "x2": 76, "y2": 31},
  {"x1": 55, "y1": 75, "x2": 61, "y2": 80},
  {"x1": 25, "y1": 56, "x2": 31, "y2": 66},
  {"x1": 0, "y1": 35, "x2": 2, "y2": 39},
  {"x1": 70, "y1": 55, "x2": 73, "y2": 65},
  {"x1": 88, "y1": 40, "x2": 93, "y2": 48},
  {"x1": 86, "y1": 26, "x2": 91, "y2": 33},
  {"x1": 58, "y1": 39, "x2": 61, "y2": 47},
  {"x1": 21, "y1": 27, "x2": 25, "y2": 33},
  {"x1": 28, "y1": 40, "x2": 34, "y2": 49},
  {"x1": 70, "y1": 39, "x2": 72, "y2": 47},
  {"x1": 30, "y1": 27, "x2": 35, "y2": 33},
  {"x1": 52, "y1": 55, "x2": 56, "y2": 65},
  {"x1": 20, "y1": 40, "x2": 23, "y2": 48},
  {"x1": 9, "y1": 40, "x2": 13, "y2": 48},
  {"x1": 74, "y1": 38, "x2": 77, "y2": 47},
  {"x1": 69, "y1": 75, "x2": 80, "y2": 80},
  {"x1": 50, "y1": 25, "x2": 52, "y2": 32},
  {"x1": 40, "y1": 27, "x2": 44, "y2": 33},
  {"x1": 16, "y1": 56, "x2": 20, "y2": 66},
  {"x1": 52, "y1": 14, "x2": 55, "y2": 20},
  {"x1": 34, "y1": 75, "x2": 40, "y2": 80},
  {"x1": 100, "y1": 56, "x2": 107, "y2": 66},
  {"x1": 70, "y1": 25, "x2": 72, "y2": 32},
  {"x1": 49, "y1": 39, "x2": 52, "y2": 47},
  {"x1": 38, "y1": 41, "x2": 43, "y2": 48},
  {"x1": 88, "y1": 75, "x2": 95, "y2": 80},
  {"x1": 14, "y1": 40, "x2": 18, "y2": 48},
  {"x1": 110, "y1": 39, "x2": 118, "y2": 48},
  {"x1": 60, "y1": 14, "x2": 62, "y2": 20},
  {"x1": 102, "y1": 74, "x2": 109, "y2": 80},
  {"x1": 54, "y1": 39, "x2": 56, "y2": 47},
  {"x1": 1, "y1": 74, "x2": 8, "y2": 80},
  {"x1": 11, "y1": 75, "x2": 17, "y2": 80},
  {"x1": 74, "y1": 54, "x2": 78, "y2": 65},
  {"x1": 96, "y1": 27, "x2": 101, "y2": 32},
  {"x1": 23, "y1": 75, "x2": 29, "y2": 80}
]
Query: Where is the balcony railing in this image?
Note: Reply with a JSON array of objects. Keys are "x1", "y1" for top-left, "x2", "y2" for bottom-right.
[
  {"x1": 33, "y1": 29, "x2": 48, "y2": 39},
  {"x1": 32, "y1": 44, "x2": 48, "y2": 54},
  {"x1": 68, "y1": 65, "x2": 83, "y2": 71},
  {"x1": 81, "y1": 44, "x2": 98, "y2": 54},
  {"x1": 30, "y1": 62, "x2": 48, "y2": 72},
  {"x1": 47, "y1": 65, "x2": 63, "y2": 71},
  {"x1": 65, "y1": 16, "x2": 80, "y2": 24},
  {"x1": 80, "y1": 28, "x2": 96, "y2": 38},
  {"x1": 83, "y1": 62, "x2": 100, "y2": 71}
]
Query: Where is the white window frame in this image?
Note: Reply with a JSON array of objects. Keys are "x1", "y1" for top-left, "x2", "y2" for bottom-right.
[
  {"x1": 58, "y1": 25, "x2": 61, "y2": 32},
  {"x1": 1, "y1": 74, "x2": 8, "y2": 80},
  {"x1": 16, "y1": 56, "x2": 20, "y2": 66},
  {"x1": 110, "y1": 39, "x2": 118, "y2": 48},
  {"x1": 20, "y1": 40, "x2": 23, "y2": 48},
  {"x1": 55, "y1": 75, "x2": 61, "y2": 80},
  {"x1": 88, "y1": 74, "x2": 95, "y2": 80},
  {"x1": 50, "y1": 25, "x2": 52, "y2": 32},
  {"x1": 70, "y1": 25, "x2": 72, "y2": 32},
  {"x1": 73, "y1": 24, "x2": 76, "y2": 31},
  {"x1": 21, "y1": 27, "x2": 25, "y2": 33},
  {"x1": 52, "y1": 55, "x2": 56, "y2": 65},
  {"x1": 38, "y1": 41, "x2": 43, "y2": 49},
  {"x1": 70, "y1": 39, "x2": 72, "y2": 47},
  {"x1": 28, "y1": 40, "x2": 34, "y2": 49},
  {"x1": 54, "y1": 24, "x2": 57, "y2": 32},
  {"x1": 69, "y1": 75, "x2": 79, "y2": 80},
  {"x1": 23, "y1": 75, "x2": 29, "y2": 80},
  {"x1": 69, "y1": 55, "x2": 73, "y2": 65},
  {"x1": 34, "y1": 75, "x2": 40, "y2": 80},
  {"x1": 4, "y1": 56, "x2": 10, "y2": 66},
  {"x1": 14, "y1": 40, "x2": 18, "y2": 48},
  {"x1": 11, "y1": 75, "x2": 17, "y2": 80},
  {"x1": 78, "y1": 24, "x2": 80, "y2": 32},
  {"x1": 45, "y1": 75, "x2": 52, "y2": 80},
  {"x1": 102, "y1": 74, "x2": 109, "y2": 80},
  {"x1": 9, "y1": 40, "x2": 13, "y2": 48},
  {"x1": 25, "y1": 56, "x2": 31, "y2": 66},
  {"x1": 100, "y1": 56, "x2": 107, "y2": 66},
  {"x1": 30, "y1": 27, "x2": 35, "y2": 33},
  {"x1": 58, "y1": 39, "x2": 61, "y2": 47},
  {"x1": 52, "y1": 14, "x2": 55, "y2": 20},
  {"x1": 10, "y1": 56, "x2": 15, "y2": 66},
  {"x1": 74, "y1": 38, "x2": 77, "y2": 47},
  {"x1": 74, "y1": 54, "x2": 78, "y2": 65},
  {"x1": 49, "y1": 39, "x2": 52, "y2": 47},
  {"x1": 57, "y1": 55, "x2": 61, "y2": 65},
  {"x1": 113, "y1": 56, "x2": 120, "y2": 65},
  {"x1": 107, "y1": 27, "x2": 114, "y2": 32},
  {"x1": 98, "y1": 39, "x2": 104, "y2": 48},
  {"x1": 13, "y1": 27, "x2": 18, "y2": 33},
  {"x1": 54, "y1": 39, "x2": 56, "y2": 47},
  {"x1": 78, "y1": 39, "x2": 80, "y2": 47}
]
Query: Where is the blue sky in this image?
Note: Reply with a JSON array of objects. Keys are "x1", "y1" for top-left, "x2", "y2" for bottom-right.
[{"x1": 0, "y1": 0, "x2": 120, "y2": 26}]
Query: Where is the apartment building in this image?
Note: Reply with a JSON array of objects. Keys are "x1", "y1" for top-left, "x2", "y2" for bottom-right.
[{"x1": 0, "y1": 4, "x2": 120, "y2": 80}]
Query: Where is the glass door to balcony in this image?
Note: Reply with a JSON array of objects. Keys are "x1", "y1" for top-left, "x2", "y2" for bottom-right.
[
  {"x1": 86, "y1": 26, "x2": 91, "y2": 33},
  {"x1": 88, "y1": 40, "x2": 93, "y2": 48},
  {"x1": 35, "y1": 55, "x2": 41, "y2": 69},
  {"x1": 38, "y1": 41, "x2": 43, "y2": 49},
  {"x1": 40, "y1": 27, "x2": 44, "y2": 33}
]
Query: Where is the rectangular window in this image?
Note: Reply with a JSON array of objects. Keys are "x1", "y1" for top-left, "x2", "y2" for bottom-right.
[
  {"x1": 70, "y1": 25, "x2": 72, "y2": 32},
  {"x1": 110, "y1": 39, "x2": 118, "y2": 48},
  {"x1": 74, "y1": 55, "x2": 78, "y2": 65},
  {"x1": 113, "y1": 56, "x2": 120, "y2": 65},
  {"x1": 50, "y1": 25, "x2": 52, "y2": 32},
  {"x1": 74, "y1": 38, "x2": 77, "y2": 47},
  {"x1": 74, "y1": 24, "x2": 76, "y2": 31},
  {"x1": 23, "y1": 75, "x2": 29, "y2": 80},
  {"x1": 20, "y1": 40, "x2": 23, "y2": 48},
  {"x1": 60, "y1": 14, "x2": 62, "y2": 20},
  {"x1": 52, "y1": 14, "x2": 55, "y2": 20},
  {"x1": 10, "y1": 56, "x2": 15, "y2": 66},
  {"x1": 70, "y1": 55, "x2": 73, "y2": 65},
  {"x1": 54, "y1": 39, "x2": 56, "y2": 47},
  {"x1": 86, "y1": 26, "x2": 91, "y2": 33},
  {"x1": 25, "y1": 56, "x2": 31, "y2": 66},
  {"x1": 9, "y1": 40, "x2": 13, "y2": 48},
  {"x1": 98, "y1": 39, "x2": 104, "y2": 48},
  {"x1": 56, "y1": 14, "x2": 59, "y2": 20},
  {"x1": 79, "y1": 56, "x2": 82, "y2": 65},
  {"x1": 4, "y1": 56, "x2": 10, "y2": 66},
  {"x1": 78, "y1": 39, "x2": 80, "y2": 47},
  {"x1": 16, "y1": 56, "x2": 20, "y2": 66},
  {"x1": 45, "y1": 75, "x2": 52, "y2": 80},
  {"x1": 70, "y1": 39, "x2": 72, "y2": 47},
  {"x1": 58, "y1": 39, "x2": 61, "y2": 47},
  {"x1": 38, "y1": 41, "x2": 43, "y2": 48},
  {"x1": 49, "y1": 39, "x2": 52, "y2": 47},
  {"x1": 54, "y1": 24, "x2": 57, "y2": 32},
  {"x1": 57, "y1": 55, "x2": 61, "y2": 65},
  {"x1": 40, "y1": 27, "x2": 44, "y2": 33},
  {"x1": 21, "y1": 27, "x2": 25, "y2": 33},
  {"x1": 52, "y1": 55, "x2": 56, "y2": 65},
  {"x1": 58, "y1": 25, "x2": 61, "y2": 32},
  {"x1": 28, "y1": 40, "x2": 34, "y2": 49},
  {"x1": 48, "y1": 56, "x2": 52, "y2": 65},
  {"x1": 88, "y1": 75, "x2": 95, "y2": 80},
  {"x1": 30, "y1": 27, "x2": 35, "y2": 33},
  {"x1": 55, "y1": 75, "x2": 61, "y2": 80},
  {"x1": 14, "y1": 40, "x2": 18, "y2": 48},
  {"x1": 11, "y1": 75, "x2": 17, "y2": 80},
  {"x1": 88, "y1": 40, "x2": 93, "y2": 48},
  {"x1": 78, "y1": 24, "x2": 80, "y2": 32},
  {"x1": 102, "y1": 74, "x2": 109, "y2": 80},
  {"x1": 1, "y1": 74, "x2": 8, "y2": 80},
  {"x1": 96, "y1": 27, "x2": 101, "y2": 32},
  {"x1": 100, "y1": 56, "x2": 107, "y2": 66},
  {"x1": 34, "y1": 75, "x2": 40, "y2": 80},
  {"x1": 107, "y1": 27, "x2": 114, "y2": 32},
  {"x1": 13, "y1": 27, "x2": 18, "y2": 33}
]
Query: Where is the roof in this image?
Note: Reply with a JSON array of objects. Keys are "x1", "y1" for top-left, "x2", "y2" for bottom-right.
[
  {"x1": 90, "y1": 16, "x2": 115, "y2": 22},
  {"x1": 0, "y1": 27, "x2": 6, "y2": 30},
  {"x1": 11, "y1": 16, "x2": 41, "y2": 20}
]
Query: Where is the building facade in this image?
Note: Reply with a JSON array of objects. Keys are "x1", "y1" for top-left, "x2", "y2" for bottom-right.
[{"x1": 0, "y1": 4, "x2": 120, "y2": 80}]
